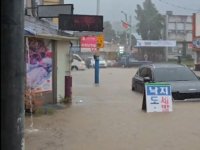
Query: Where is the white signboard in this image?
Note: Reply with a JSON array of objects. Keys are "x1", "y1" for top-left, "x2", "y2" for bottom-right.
[
  {"x1": 136, "y1": 40, "x2": 176, "y2": 47},
  {"x1": 38, "y1": 4, "x2": 73, "y2": 18},
  {"x1": 145, "y1": 83, "x2": 173, "y2": 113}
]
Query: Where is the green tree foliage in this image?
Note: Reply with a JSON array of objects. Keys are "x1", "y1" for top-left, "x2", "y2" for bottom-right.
[
  {"x1": 103, "y1": 21, "x2": 116, "y2": 42},
  {"x1": 135, "y1": 0, "x2": 164, "y2": 40},
  {"x1": 117, "y1": 31, "x2": 136, "y2": 48}
]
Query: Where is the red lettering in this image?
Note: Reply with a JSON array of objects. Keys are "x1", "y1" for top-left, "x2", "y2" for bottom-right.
[
  {"x1": 161, "y1": 105, "x2": 170, "y2": 112},
  {"x1": 161, "y1": 97, "x2": 169, "y2": 104}
]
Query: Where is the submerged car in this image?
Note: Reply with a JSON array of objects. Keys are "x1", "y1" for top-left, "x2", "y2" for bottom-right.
[
  {"x1": 71, "y1": 54, "x2": 86, "y2": 70},
  {"x1": 85, "y1": 57, "x2": 93, "y2": 68},
  {"x1": 98, "y1": 57, "x2": 107, "y2": 68},
  {"x1": 119, "y1": 55, "x2": 151, "y2": 67},
  {"x1": 132, "y1": 63, "x2": 200, "y2": 100},
  {"x1": 87, "y1": 56, "x2": 107, "y2": 68}
]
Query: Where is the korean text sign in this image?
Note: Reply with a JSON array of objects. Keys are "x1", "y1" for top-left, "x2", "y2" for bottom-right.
[{"x1": 145, "y1": 83, "x2": 173, "y2": 113}]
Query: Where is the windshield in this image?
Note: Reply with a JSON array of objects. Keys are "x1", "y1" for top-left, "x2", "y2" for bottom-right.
[{"x1": 154, "y1": 67, "x2": 199, "y2": 82}]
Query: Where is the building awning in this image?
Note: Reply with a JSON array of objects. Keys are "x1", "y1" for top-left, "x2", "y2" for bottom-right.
[
  {"x1": 24, "y1": 16, "x2": 79, "y2": 41},
  {"x1": 25, "y1": 32, "x2": 79, "y2": 41},
  {"x1": 34, "y1": 34, "x2": 79, "y2": 41}
]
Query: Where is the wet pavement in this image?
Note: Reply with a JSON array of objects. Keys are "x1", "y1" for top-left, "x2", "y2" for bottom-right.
[{"x1": 25, "y1": 68, "x2": 200, "y2": 150}]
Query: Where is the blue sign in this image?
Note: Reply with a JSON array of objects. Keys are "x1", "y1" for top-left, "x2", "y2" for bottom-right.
[
  {"x1": 70, "y1": 46, "x2": 81, "y2": 53},
  {"x1": 146, "y1": 85, "x2": 171, "y2": 96}
]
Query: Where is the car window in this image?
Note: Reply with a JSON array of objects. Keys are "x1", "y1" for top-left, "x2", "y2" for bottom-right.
[
  {"x1": 154, "y1": 67, "x2": 199, "y2": 82},
  {"x1": 146, "y1": 68, "x2": 152, "y2": 79},
  {"x1": 73, "y1": 55, "x2": 82, "y2": 61},
  {"x1": 140, "y1": 67, "x2": 148, "y2": 77},
  {"x1": 73, "y1": 57, "x2": 81, "y2": 62}
]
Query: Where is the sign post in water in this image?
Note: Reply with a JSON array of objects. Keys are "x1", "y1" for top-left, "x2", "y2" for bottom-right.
[{"x1": 142, "y1": 83, "x2": 173, "y2": 113}]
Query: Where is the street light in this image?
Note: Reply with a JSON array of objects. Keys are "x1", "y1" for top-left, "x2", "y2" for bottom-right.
[
  {"x1": 121, "y1": 11, "x2": 132, "y2": 51},
  {"x1": 121, "y1": 11, "x2": 128, "y2": 49},
  {"x1": 97, "y1": 0, "x2": 100, "y2": 15}
]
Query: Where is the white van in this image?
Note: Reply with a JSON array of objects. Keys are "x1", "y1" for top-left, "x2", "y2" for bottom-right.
[{"x1": 71, "y1": 54, "x2": 86, "y2": 70}]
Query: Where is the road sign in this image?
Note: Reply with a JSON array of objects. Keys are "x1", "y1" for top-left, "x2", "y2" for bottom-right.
[
  {"x1": 143, "y1": 83, "x2": 173, "y2": 113},
  {"x1": 97, "y1": 34, "x2": 104, "y2": 48}
]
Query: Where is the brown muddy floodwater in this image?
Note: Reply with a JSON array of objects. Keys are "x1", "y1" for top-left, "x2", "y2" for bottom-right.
[{"x1": 25, "y1": 68, "x2": 200, "y2": 150}]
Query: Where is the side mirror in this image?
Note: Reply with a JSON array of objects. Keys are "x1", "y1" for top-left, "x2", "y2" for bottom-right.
[{"x1": 144, "y1": 76, "x2": 151, "y2": 83}]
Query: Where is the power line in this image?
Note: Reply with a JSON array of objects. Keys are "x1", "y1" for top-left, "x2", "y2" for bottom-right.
[{"x1": 156, "y1": 0, "x2": 200, "y2": 12}]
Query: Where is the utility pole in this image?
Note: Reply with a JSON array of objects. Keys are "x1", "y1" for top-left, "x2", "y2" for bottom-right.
[
  {"x1": 94, "y1": 0, "x2": 100, "y2": 84},
  {"x1": 1, "y1": 0, "x2": 25, "y2": 150},
  {"x1": 165, "y1": 12, "x2": 169, "y2": 62},
  {"x1": 129, "y1": 15, "x2": 132, "y2": 51},
  {"x1": 121, "y1": 11, "x2": 128, "y2": 50},
  {"x1": 96, "y1": 0, "x2": 100, "y2": 16}
]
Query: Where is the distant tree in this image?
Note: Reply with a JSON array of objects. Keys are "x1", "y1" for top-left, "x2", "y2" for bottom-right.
[
  {"x1": 115, "y1": 31, "x2": 135, "y2": 47},
  {"x1": 135, "y1": 0, "x2": 164, "y2": 40},
  {"x1": 103, "y1": 21, "x2": 116, "y2": 42}
]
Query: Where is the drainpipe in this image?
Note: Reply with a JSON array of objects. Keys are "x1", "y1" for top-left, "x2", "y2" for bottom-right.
[{"x1": 65, "y1": 42, "x2": 73, "y2": 103}]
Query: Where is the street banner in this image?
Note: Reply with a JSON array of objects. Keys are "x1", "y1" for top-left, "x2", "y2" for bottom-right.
[
  {"x1": 143, "y1": 83, "x2": 173, "y2": 113},
  {"x1": 136, "y1": 40, "x2": 176, "y2": 47}
]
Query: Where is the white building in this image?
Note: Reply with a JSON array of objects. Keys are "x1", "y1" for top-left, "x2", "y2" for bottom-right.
[
  {"x1": 192, "y1": 13, "x2": 200, "y2": 70},
  {"x1": 165, "y1": 11, "x2": 194, "y2": 59}
]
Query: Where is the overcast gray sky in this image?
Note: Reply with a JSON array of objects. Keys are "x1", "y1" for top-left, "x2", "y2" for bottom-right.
[{"x1": 65, "y1": 0, "x2": 200, "y2": 23}]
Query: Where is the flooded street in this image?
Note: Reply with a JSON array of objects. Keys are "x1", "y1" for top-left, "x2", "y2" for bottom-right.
[{"x1": 25, "y1": 68, "x2": 200, "y2": 150}]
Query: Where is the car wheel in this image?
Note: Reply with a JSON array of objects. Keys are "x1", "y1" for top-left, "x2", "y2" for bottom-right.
[
  {"x1": 132, "y1": 86, "x2": 135, "y2": 91},
  {"x1": 71, "y1": 66, "x2": 78, "y2": 71},
  {"x1": 132, "y1": 84, "x2": 136, "y2": 91}
]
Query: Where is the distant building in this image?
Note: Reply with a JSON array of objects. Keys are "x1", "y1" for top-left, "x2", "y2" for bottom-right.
[
  {"x1": 192, "y1": 13, "x2": 200, "y2": 70},
  {"x1": 165, "y1": 11, "x2": 194, "y2": 59}
]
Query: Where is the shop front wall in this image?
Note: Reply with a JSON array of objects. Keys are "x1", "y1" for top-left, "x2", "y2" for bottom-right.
[{"x1": 56, "y1": 41, "x2": 71, "y2": 102}]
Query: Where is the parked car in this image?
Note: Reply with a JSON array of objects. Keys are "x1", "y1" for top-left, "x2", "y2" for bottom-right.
[
  {"x1": 106, "y1": 60, "x2": 116, "y2": 67},
  {"x1": 71, "y1": 54, "x2": 86, "y2": 70},
  {"x1": 119, "y1": 55, "x2": 151, "y2": 67},
  {"x1": 99, "y1": 57, "x2": 107, "y2": 68},
  {"x1": 85, "y1": 57, "x2": 93, "y2": 68},
  {"x1": 132, "y1": 63, "x2": 200, "y2": 100},
  {"x1": 86, "y1": 56, "x2": 107, "y2": 68}
]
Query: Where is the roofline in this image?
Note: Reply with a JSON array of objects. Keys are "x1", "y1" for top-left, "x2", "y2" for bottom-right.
[
  {"x1": 25, "y1": 33, "x2": 79, "y2": 41},
  {"x1": 140, "y1": 63, "x2": 187, "y2": 68}
]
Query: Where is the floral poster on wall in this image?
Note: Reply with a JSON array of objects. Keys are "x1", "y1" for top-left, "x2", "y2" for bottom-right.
[{"x1": 26, "y1": 38, "x2": 52, "y2": 93}]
